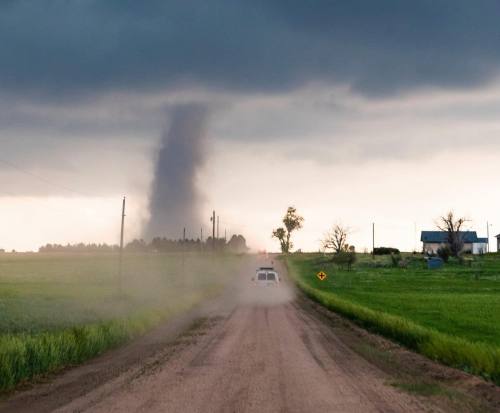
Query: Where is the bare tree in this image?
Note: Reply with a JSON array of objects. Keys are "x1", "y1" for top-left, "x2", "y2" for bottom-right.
[
  {"x1": 272, "y1": 207, "x2": 304, "y2": 253},
  {"x1": 436, "y1": 211, "x2": 469, "y2": 257},
  {"x1": 322, "y1": 224, "x2": 351, "y2": 254}
]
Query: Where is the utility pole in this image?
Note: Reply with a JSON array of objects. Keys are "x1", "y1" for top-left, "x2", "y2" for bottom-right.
[
  {"x1": 487, "y1": 221, "x2": 491, "y2": 253},
  {"x1": 224, "y1": 228, "x2": 227, "y2": 242},
  {"x1": 211, "y1": 210, "x2": 216, "y2": 251},
  {"x1": 372, "y1": 222, "x2": 375, "y2": 259},
  {"x1": 119, "y1": 196, "x2": 126, "y2": 293},
  {"x1": 201, "y1": 227, "x2": 203, "y2": 242},
  {"x1": 217, "y1": 215, "x2": 220, "y2": 239},
  {"x1": 182, "y1": 227, "x2": 186, "y2": 271}
]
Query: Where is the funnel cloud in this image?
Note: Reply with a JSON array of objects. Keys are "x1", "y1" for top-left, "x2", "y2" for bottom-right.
[{"x1": 145, "y1": 104, "x2": 209, "y2": 240}]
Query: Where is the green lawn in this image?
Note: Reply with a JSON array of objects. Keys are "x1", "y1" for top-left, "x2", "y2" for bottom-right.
[
  {"x1": 0, "y1": 252, "x2": 240, "y2": 390},
  {"x1": 289, "y1": 253, "x2": 500, "y2": 347},
  {"x1": 287, "y1": 253, "x2": 500, "y2": 384}
]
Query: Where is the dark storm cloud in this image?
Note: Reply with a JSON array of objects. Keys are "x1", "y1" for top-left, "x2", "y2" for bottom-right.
[
  {"x1": 1, "y1": 0, "x2": 500, "y2": 198},
  {"x1": 1, "y1": 0, "x2": 500, "y2": 99}
]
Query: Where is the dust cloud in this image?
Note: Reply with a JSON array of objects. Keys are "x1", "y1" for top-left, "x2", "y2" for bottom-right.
[
  {"x1": 215, "y1": 255, "x2": 296, "y2": 309},
  {"x1": 117, "y1": 253, "x2": 296, "y2": 326}
]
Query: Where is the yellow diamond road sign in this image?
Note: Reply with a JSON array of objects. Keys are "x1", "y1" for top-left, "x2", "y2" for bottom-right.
[{"x1": 317, "y1": 271, "x2": 327, "y2": 281}]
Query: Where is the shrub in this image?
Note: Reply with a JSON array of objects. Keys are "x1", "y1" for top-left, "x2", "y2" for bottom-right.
[
  {"x1": 457, "y1": 255, "x2": 474, "y2": 266},
  {"x1": 437, "y1": 245, "x2": 451, "y2": 262},
  {"x1": 374, "y1": 247, "x2": 400, "y2": 255},
  {"x1": 360, "y1": 260, "x2": 392, "y2": 269},
  {"x1": 390, "y1": 253, "x2": 402, "y2": 267},
  {"x1": 331, "y1": 252, "x2": 357, "y2": 271},
  {"x1": 406, "y1": 256, "x2": 427, "y2": 269}
]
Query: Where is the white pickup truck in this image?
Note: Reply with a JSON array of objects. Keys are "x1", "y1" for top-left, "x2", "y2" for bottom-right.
[{"x1": 253, "y1": 267, "x2": 280, "y2": 287}]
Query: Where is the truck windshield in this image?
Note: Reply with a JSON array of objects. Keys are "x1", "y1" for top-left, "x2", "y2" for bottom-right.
[
  {"x1": 267, "y1": 273, "x2": 276, "y2": 281},
  {"x1": 257, "y1": 273, "x2": 266, "y2": 281}
]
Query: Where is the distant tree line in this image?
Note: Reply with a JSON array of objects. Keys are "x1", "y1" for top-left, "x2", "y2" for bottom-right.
[
  {"x1": 39, "y1": 243, "x2": 119, "y2": 253},
  {"x1": 38, "y1": 234, "x2": 248, "y2": 254},
  {"x1": 127, "y1": 234, "x2": 248, "y2": 253}
]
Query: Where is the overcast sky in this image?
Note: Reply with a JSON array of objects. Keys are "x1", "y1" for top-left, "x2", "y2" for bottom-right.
[{"x1": 1, "y1": 1, "x2": 500, "y2": 252}]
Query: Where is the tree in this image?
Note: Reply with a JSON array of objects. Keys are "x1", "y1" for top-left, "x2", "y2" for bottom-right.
[
  {"x1": 436, "y1": 211, "x2": 469, "y2": 257},
  {"x1": 272, "y1": 207, "x2": 304, "y2": 253},
  {"x1": 272, "y1": 228, "x2": 287, "y2": 253},
  {"x1": 322, "y1": 224, "x2": 351, "y2": 254},
  {"x1": 227, "y1": 234, "x2": 248, "y2": 253}
]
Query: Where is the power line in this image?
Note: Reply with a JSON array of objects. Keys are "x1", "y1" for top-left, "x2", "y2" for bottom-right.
[
  {"x1": 0, "y1": 158, "x2": 127, "y2": 211},
  {"x1": 0, "y1": 188, "x2": 19, "y2": 197},
  {"x1": 0, "y1": 157, "x2": 91, "y2": 197}
]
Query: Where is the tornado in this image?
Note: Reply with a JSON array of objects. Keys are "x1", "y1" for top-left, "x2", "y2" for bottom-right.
[{"x1": 144, "y1": 104, "x2": 209, "y2": 240}]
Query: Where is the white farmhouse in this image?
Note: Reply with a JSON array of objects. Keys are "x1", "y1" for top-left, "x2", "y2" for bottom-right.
[{"x1": 421, "y1": 231, "x2": 488, "y2": 255}]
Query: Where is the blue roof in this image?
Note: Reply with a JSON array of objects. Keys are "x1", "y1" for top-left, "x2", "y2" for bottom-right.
[
  {"x1": 421, "y1": 231, "x2": 479, "y2": 243},
  {"x1": 477, "y1": 238, "x2": 488, "y2": 243}
]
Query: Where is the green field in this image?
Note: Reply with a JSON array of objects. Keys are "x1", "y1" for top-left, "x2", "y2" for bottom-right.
[
  {"x1": 0, "y1": 252, "x2": 240, "y2": 390},
  {"x1": 287, "y1": 253, "x2": 500, "y2": 384}
]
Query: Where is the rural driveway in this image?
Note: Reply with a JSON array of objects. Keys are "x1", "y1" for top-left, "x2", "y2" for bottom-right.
[{"x1": 1, "y1": 257, "x2": 437, "y2": 413}]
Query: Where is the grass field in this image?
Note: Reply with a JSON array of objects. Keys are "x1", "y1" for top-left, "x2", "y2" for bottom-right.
[
  {"x1": 287, "y1": 253, "x2": 500, "y2": 384},
  {"x1": 0, "y1": 252, "x2": 240, "y2": 390}
]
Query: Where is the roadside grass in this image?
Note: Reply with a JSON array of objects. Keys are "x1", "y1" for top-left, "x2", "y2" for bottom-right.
[
  {"x1": 389, "y1": 378, "x2": 492, "y2": 412},
  {"x1": 0, "y1": 252, "x2": 239, "y2": 391},
  {"x1": 286, "y1": 253, "x2": 500, "y2": 385}
]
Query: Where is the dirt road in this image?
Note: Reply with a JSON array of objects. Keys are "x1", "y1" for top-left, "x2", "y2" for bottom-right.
[{"x1": 2, "y1": 257, "x2": 491, "y2": 412}]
